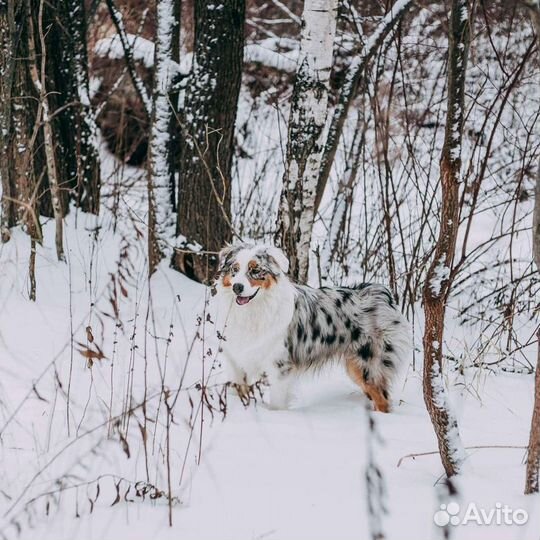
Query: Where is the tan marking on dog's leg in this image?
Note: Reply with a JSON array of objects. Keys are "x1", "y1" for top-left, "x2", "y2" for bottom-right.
[{"x1": 345, "y1": 357, "x2": 390, "y2": 413}]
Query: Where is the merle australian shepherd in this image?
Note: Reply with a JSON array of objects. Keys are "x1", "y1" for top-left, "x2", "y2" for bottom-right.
[{"x1": 215, "y1": 243, "x2": 410, "y2": 412}]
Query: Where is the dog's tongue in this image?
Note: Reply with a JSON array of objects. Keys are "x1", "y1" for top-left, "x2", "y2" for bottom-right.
[{"x1": 236, "y1": 295, "x2": 251, "y2": 306}]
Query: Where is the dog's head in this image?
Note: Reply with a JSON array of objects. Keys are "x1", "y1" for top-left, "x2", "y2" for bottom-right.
[{"x1": 216, "y1": 243, "x2": 289, "y2": 306}]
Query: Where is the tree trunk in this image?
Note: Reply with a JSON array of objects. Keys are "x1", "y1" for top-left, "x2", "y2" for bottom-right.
[
  {"x1": 313, "y1": 0, "x2": 412, "y2": 216},
  {"x1": 66, "y1": 0, "x2": 101, "y2": 214},
  {"x1": 526, "y1": 326, "x2": 540, "y2": 494},
  {"x1": 173, "y1": 0, "x2": 245, "y2": 283},
  {"x1": 524, "y1": 0, "x2": 540, "y2": 495},
  {"x1": 422, "y1": 0, "x2": 469, "y2": 478},
  {"x1": 1, "y1": 0, "x2": 100, "y2": 269},
  {"x1": 276, "y1": 0, "x2": 338, "y2": 283},
  {"x1": 0, "y1": 0, "x2": 15, "y2": 241},
  {"x1": 35, "y1": 0, "x2": 100, "y2": 218},
  {"x1": 0, "y1": 0, "x2": 43, "y2": 245},
  {"x1": 147, "y1": 0, "x2": 180, "y2": 276},
  {"x1": 28, "y1": 0, "x2": 64, "y2": 260}
]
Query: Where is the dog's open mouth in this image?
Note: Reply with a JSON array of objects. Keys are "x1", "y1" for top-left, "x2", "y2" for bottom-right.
[{"x1": 235, "y1": 288, "x2": 259, "y2": 306}]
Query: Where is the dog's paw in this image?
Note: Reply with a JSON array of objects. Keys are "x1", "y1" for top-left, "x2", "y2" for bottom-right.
[
  {"x1": 229, "y1": 381, "x2": 250, "y2": 399},
  {"x1": 263, "y1": 400, "x2": 289, "y2": 411}
]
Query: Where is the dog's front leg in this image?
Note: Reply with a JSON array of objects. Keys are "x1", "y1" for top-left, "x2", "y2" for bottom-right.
[
  {"x1": 266, "y1": 360, "x2": 295, "y2": 410},
  {"x1": 224, "y1": 356, "x2": 251, "y2": 399}
]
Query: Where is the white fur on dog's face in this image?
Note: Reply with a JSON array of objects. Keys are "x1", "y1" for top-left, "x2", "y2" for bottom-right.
[{"x1": 217, "y1": 244, "x2": 289, "y2": 307}]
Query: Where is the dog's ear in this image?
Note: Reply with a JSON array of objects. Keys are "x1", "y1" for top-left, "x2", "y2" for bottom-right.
[
  {"x1": 265, "y1": 246, "x2": 289, "y2": 274},
  {"x1": 218, "y1": 244, "x2": 234, "y2": 269}
]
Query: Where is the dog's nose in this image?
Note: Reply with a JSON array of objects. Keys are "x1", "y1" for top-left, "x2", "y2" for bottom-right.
[{"x1": 232, "y1": 283, "x2": 244, "y2": 295}]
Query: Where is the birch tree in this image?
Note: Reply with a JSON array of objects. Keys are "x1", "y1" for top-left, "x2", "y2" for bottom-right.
[
  {"x1": 276, "y1": 0, "x2": 338, "y2": 283},
  {"x1": 422, "y1": 0, "x2": 470, "y2": 478},
  {"x1": 173, "y1": 0, "x2": 245, "y2": 283},
  {"x1": 147, "y1": 0, "x2": 179, "y2": 276},
  {"x1": 523, "y1": 0, "x2": 540, "y2": 495},
  {"x1": 313, "y1": 0, "x2": 412, "y2": 215},
  {"x1": 28, "y1": 0, "x2": 64, "y2": 260}
]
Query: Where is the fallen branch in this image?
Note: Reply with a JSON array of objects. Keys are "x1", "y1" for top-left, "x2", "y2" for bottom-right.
[{"x1": 397, "y1": 445, "x2": 527, "y2": 468}]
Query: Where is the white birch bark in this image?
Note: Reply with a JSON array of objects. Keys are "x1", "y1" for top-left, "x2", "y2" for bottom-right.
[
  {"x1": 29, "y1": 0, "x2": 64, "y2": 260},
  {"x1": 314, "y1": 0, "x2": 412, "y2": 214},
  {"x1": 277, "y1": 0, "x2": 338, "y2": 283},
  {"x1": 147, "y1": 0, "x2": 176, "y2": 275}
]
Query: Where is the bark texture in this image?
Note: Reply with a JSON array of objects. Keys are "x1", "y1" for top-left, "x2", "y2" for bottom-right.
[
  {"x1": 173, "y1": 0, "x2": 245, "y2": 283},
  {"x1": 422, "y1": 0, "x2": 469, "y2": 478},
  {"x1": 526, "y1": 328, "x2": 540, "y2": 493},
  {"x1": 28, "y1": 0, "x2": 64, "y2": 259},
  {"x1": 0, "y1": 0, "x2": 100, "y2": 250},
  {"x1": 524, "y1": 0, "x2": 540, "y2": 495},
  {"x1": 148, "y1": 0, "x2": 179, "y2": 276},
  {"x1": 276, "y1": 0, "x2": 338, "y2": 283},
  {"x1": 66, "y1": 0, "x2": 101, "y2": 214},
  {"x1": 0, "y1": 0, "x2": 43, "y2": 244}
]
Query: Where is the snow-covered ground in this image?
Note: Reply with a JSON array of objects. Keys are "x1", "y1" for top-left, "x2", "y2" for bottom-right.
[{"x1": 0, "y1": 161, "x2": 539, "y2": 539}]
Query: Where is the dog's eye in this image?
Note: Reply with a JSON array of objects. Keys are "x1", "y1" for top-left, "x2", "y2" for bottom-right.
[{"x1": 251, "y1": 267, "x2": 265, "y2": 278}]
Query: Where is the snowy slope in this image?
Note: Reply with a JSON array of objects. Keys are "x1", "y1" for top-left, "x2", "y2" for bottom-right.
[{"x1": 0, "y1": 182, "x2": 539, "y2": 539}]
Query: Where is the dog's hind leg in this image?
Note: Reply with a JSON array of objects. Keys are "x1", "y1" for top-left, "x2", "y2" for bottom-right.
[
  {"x1": 345, "y1": 357, "x2": 390, "y2": 413},
  {"x1": 267, "y1": 376, "x2": 294, "y2": 410}
]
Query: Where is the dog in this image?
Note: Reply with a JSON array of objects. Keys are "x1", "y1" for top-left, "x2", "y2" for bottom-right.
[{"x1": 214, "y1": 243, "x2": 410, "y2": 411}]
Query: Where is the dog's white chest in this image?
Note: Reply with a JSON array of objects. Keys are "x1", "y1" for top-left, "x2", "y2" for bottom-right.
[{"x1": 217, "y1": 287, "x2": 295, "y2": 379}]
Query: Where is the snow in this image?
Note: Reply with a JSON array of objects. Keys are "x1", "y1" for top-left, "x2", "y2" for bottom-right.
[
  {"x1": 244, "y1": 39, "x2": 298, "y2": 72},
  {"x1": 94, "y1": 34, "x2": 190, "y2": 77},
  {"x1": 0, "y1": 140, "x2": 538, "y2": 538},
  {"x1": 0, "y1": 207, "x2": 539, "y2": 539},
  {"x1": 430, "y1": 257, "x2": 451, "y2": 297}
]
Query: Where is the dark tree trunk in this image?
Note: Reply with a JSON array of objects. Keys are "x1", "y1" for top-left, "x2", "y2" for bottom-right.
[
  {"x1": 65, "y1": 0, "x2": 101, "y2": 214},
  {"x1": 422, "y1": 0, "x2": 470, "y2": 478},
  {"x1": 526, "y1": 326, "x2": 540, "y2": 494},
  {"x1": 1, "y1": 0, "x2": 99, "y2": 268},
  {"x1": 0, "y1": 0, "x2": 15, "y2": 240},
  {"x1": 173, "y1": 0, "x2": 245, "y2": 284},
  {"x1": 32, "y1": 0, "x2": 100, "y2": 217},
  {"x1": 0, "y1": 0, "x2": 43, "y2": 243},
  {"x1": 524, "y1": 0, "x2": 540, "y2": 495}
]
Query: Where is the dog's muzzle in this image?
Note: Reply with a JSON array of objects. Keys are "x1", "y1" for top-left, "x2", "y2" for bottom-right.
[{"x1": 235, "y1": 288, "x2": 259, "y2": 306}]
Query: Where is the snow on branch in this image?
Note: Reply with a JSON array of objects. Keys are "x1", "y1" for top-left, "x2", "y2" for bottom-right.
[
  {"x1": 244, "y1": 38, "x2": 298, "y2": 73},
  {"x1": 147, "y1": 0, "x2": 178, "y2": 274},
  {"x1": 429, "y1": 362, "x2": 468, "y2": 472},
  {"x1": 314, "y1": 0, "x2": 413, "y2": 214},
  {"x1": 104, "y1": 0, "x2": 153, "y2": 116},
  {"x1": 94, "y1": 34, "x2": 191, "y2": 77}
]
